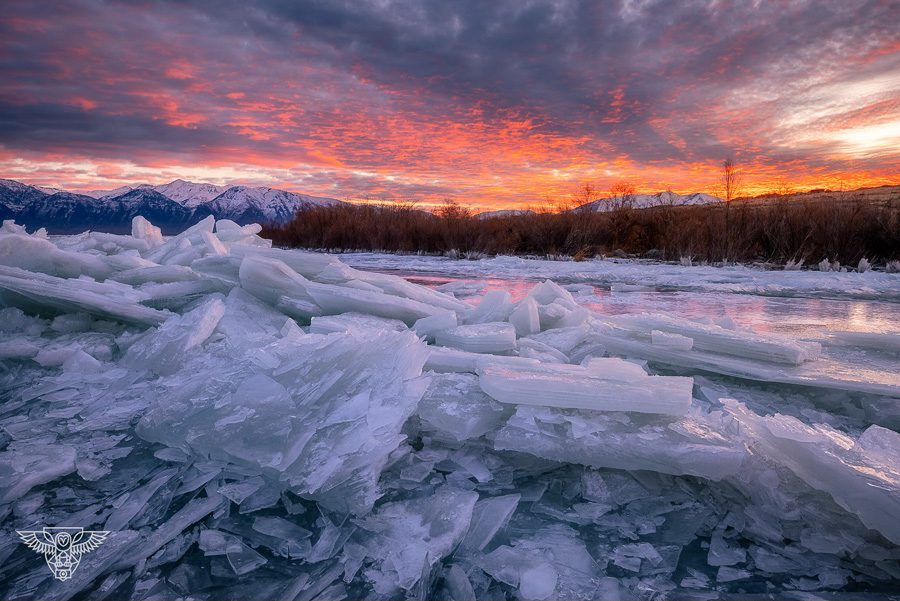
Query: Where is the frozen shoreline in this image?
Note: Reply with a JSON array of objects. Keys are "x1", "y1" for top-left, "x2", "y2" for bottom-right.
[{"x1": 336, "y1": 251, "x2": 900, "y2": 301}]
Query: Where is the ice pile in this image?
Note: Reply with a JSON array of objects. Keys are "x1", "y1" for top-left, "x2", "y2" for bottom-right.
[{"x1": 1, "y1": 216, "x2": 899, "y2": 600}]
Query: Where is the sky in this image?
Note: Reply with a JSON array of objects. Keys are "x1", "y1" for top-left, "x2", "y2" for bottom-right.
[{"x1": 1, "y1": 0, "x2": 898, "y2": 210}]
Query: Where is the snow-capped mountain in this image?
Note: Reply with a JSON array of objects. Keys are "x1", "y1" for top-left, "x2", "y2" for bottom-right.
[
  {"x1": 204, "y1": 185, "x2": 343, "y2": 223},
  {"x1": 152, "y1": 179, "x2": 226, "y2": 207},
  {"x1": 15, "y1": 191, "x2": 106, "y2": 233},
  {"x1": 0, "y1": 177, "x2": 345, "y2": 233},
  {"x1": 475, "y1": 209, "x2": 536, "y2": 219},
  {"x1": 83, "y1": 185, "x2": 138, "y2": 199},
  {"x1": 578, "y1": 191, "x2": 722, "y2": 212},
  {"x1": 103, "y1": 189, "x2": 196, "y2": 232},
  {"x1": 0, "y1": 179, "x2": 49, "y2": 214}
]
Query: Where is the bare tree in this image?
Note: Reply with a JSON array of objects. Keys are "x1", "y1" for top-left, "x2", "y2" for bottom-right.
[
  {"x1": 607, "y1": 182, "x2": 636, "y2": 211},
  {"x1": 572, "y1": 182, "x2": 596, "y2": 211},
  {"x1": 720, "y1": 158, "x2": 741, "y2": 260},
  {"x1": 721, "y1": 158, "x2": 741, "y2": 202}
]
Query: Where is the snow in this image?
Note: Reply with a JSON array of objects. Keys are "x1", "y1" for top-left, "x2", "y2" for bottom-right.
[
  {"x1": 579, "y1": 190, "x2": 722, "y2": 212},
  {"x1": 1, "y1": 216, "x2": 899, "y2": 599}
]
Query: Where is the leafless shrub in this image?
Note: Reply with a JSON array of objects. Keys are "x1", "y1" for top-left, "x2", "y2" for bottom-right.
[{"x1": 262, "y1": 194, "x2": 899, "y2": 267}]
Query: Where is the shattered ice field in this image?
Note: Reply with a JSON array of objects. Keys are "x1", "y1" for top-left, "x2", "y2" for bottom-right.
[{"x1": 0, "y1": 216, "x2": 898, "y2": 601}]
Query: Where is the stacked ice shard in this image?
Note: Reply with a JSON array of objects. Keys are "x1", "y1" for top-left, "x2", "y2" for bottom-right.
[{"x1": 1, "y1": 216, "x2": 899, "y2": 600}]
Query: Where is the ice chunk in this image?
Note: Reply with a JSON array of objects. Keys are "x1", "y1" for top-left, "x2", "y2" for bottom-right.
[
  {"x1": 425, "y1": 346, "x2": 541, "y2": 374},
  {"x1": 478, "y1": 361, "x2": 693, "y2": 415},
  {"x1": 138, "y1": 328, "x2": 429, "y2": 515},
  {"x1": 132, "y1": 216, "x2": 163, "y2": 246},
  {"x1": 0, "y1": 232, "x2": 111, "y2": 279},
  {"x1": 651, "y1": 329, "x2": 693, "y2": 351},
  {"x1": 0, "y1": 444, "x2": 76, "y2": 502},
  {"x1": 310, "y1": 312, "x2": 407, "y2": 335},
  {"x1": 478, "y1": 524, "x2": 605, "y2": 601},
  {"x1": 226, "y1": 539, "x2": 268, "y2": 575},
  {"x1": 123, "y1": 295, "x2": 225, "y2": 375},
  {"x1": 459, "y1": 493, "x2": 520, "y2": 552},
  {"x1": 305, "y1": 279, "x2": 443, "y2": 326},
  {"x1": 494, "y1": 406, "x2": 745, "y2": 480},
  {"x1": 417, "y1": 373, "x2": 512, "y2": 441},
  {"x1": 466, "y1": 290, "x2": 513, "y2": 324},
  {"x1": 412, "y1": 310, "x2": 457, "y2": 341},
  {"x1": 707, "y1": 529, "x2": 746, "y2": 566},
  {"x1": 354, "y1": 487, "x2": 478, "y2": 593},
  {"x1": 237, "y1": 255, "x2": 320, "y2": 319},
  {"x1": 829, "y1": 331, "x2": 900, "y2": 354},
  {"x1": 519, "y1": 562, "x2": 558, "y2": 600},
  {"x1": 435, "y1": 322, "x2": 517, "y2": 354},
  {"x1": 724, "y1": 399, "x2": 900, "y2": 544},
  {"x1": 614, "y1": 313, "x2": 821, "y2": 365},
  {"x1": 509, "y1": 297, "x2": 540, "y2": 337},
  {"x1": 0, "y1": 337, "x2": 39, "y2": 360},
  {"x1": 0, "y1": 265, "x2": 169, "y2": 325}
]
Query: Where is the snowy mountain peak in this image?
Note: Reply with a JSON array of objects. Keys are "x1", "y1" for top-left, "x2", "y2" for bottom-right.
[
  {"x1": 579, "y1": 191, "x2": 723, "y2": 212},
  {"x1": 153, "y1": 179, "x2": 226, "y2": 207}
]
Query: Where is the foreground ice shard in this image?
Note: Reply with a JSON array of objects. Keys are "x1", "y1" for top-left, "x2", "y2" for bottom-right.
[
  {"x1": 478, "y1": 359, "x2": 693, "y2": 415},
  {"x1": 724, "y1": 399, "x2": 900, "y2": 545},
  {"x1": 138, "y1": 324, "x2": 430, "y2": 515}
]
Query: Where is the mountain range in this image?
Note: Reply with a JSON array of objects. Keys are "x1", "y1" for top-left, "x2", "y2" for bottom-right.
[{"x1": 0, "y1": 178, "x2": 343, "y2": 234}]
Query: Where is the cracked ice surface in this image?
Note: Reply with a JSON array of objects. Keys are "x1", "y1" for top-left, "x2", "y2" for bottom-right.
[{"x1": 1, "y1": 217, "x2": 899, "y2": 600}]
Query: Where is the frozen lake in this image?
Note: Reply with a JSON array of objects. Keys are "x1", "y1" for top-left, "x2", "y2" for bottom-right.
[{"x1": 2, "y1": 221, "x2": 900, "y2": 600}]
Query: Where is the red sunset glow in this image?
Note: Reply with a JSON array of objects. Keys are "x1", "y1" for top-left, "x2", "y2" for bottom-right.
[{"x1": 0, "y1": 1, "x2": 897, "y2": 209}]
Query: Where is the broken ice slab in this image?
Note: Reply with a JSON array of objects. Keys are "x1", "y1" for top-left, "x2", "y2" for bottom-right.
[
  {"x1": 238, "y1": 255, "x2": 322, "y2": 319},
  {"x1": 226, "y1": 539, "x2": 268, "y2": 575},
  {"x1": 240, "y1": 255, "x2": 447, "y2": 325},
  {"x1": 137, "y1": 327, "x2": 430, "y2": 515},
  {"x1": 104, "y1": 468, "x2": 178, "y2": 531},
  {"x1": 309, "y1": 312, "x2": 407, "y2": 335},
  {"x1": 412, "y1": 310, "x2": 457, "y2": 341},
  {"x1": 465, "y1": 289, "x2": 513, "y2": 324},
  {"x1": 435, "y1": 322, "x2": 517, "y2": 354},
  {"x1": 651, "y1": 329, "x2": 693, "y2": 351},
  {"x1": 508, "y1": 297, "x2": 540, "y2": 337},
  {"x1": 132, "y1": 215, "x2": 163, "y2": 246},
  {"x1": 123, "y1": 295, "x2": 225, "y2": 376},
  {"x1": 0, "y1": 265, "x2": 169, "y2": 325},
  {"x1": 724, "y1": 399, "x2": 900, "y2": 545},
  {"x1": 228, "y1": 243, "x2": 338, "y2": 278},
  {"x1": 353, "y1": 487, "x2": 478, "y2": 594},
  {"x1": 0, "y1": 231, "x2": 113, "y2": 280},
  {"x1": 425, "y1": 346, "x2": 542, "y2": 374},
  {"x1": 477, "y1": 524, "x2": 612, "y2": 601},
  {"x1": 0, "y1": 444, "x2": 76, "y2": 502},
  {"x1": 494, "y1": 405, "x2": 745, "y2": 481},
  {"x1": 458, "y1": 493, "x2": 521, "y2": 552},
  {"x1": 590, "y1": 322, "x2": 900, "y2": 397},
  {"x1": 417, "y1": 372, "x2": 513, "y2": 441},
  {"x1": 478, "y1": 360, "x2": 693, "y2": 415},
  {"x1": 827, "y1": 331, "x2": 900, "y2": 354},
  {"x1": 609, "y1": 313, "x2": 821, "y2": 365},
  {"x1": 316, "y1": 261, "x2": 470, "y2": 314},
  {"x1": 304, "y1": 278, "x2": 445, "y2": 326}
]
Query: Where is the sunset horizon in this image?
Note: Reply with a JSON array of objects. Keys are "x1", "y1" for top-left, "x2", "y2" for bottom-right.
[{"x1": 2, "y1": 1, "x2": 898, "y2": 211}]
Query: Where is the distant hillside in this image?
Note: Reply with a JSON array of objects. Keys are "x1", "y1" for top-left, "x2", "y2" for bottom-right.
[
  {"x1": 575, "y1": 191, "x2": 722, "y2": 212},
  {"x1": 0, "y1": 178, "x2": 345, "y2": 233}
]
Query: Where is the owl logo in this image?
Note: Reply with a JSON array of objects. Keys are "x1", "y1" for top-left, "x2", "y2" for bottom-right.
[{"x1": 17, "y1": 527, "x2": 110, "y2": 581}]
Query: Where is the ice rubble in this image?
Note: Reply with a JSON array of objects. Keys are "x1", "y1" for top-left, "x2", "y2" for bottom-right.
[{"x1": 1, "y1": 216, "x2": 899, "y2": 600}]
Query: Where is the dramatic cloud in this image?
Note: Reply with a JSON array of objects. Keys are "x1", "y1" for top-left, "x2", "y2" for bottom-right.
[{"x1": 1, "y1": 0, "x2": 897, "y2": 208}]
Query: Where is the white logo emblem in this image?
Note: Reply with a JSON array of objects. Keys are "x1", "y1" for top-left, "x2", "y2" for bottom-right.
[{"x1": 17, "y1": 527, "x2": 110, "y2": 581}]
